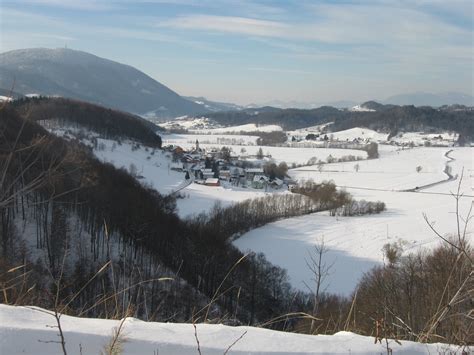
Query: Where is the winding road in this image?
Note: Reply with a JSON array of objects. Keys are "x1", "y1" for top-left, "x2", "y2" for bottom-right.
[{"x1": 402, "y1": 149, "x2": 456, "y2": 192}]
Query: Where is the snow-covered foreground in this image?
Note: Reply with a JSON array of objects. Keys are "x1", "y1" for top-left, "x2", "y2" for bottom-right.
[
  {"x1": 0, "y1": 304, "x2": 458, "y2": 355},
  {"x1": 235, "y1": 147, "x2": 473, "y2": 294}
]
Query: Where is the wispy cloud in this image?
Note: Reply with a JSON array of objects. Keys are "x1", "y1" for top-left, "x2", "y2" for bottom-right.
[
  {"x1": 158, "y1": 15, "x2": 289, "y2": 37},
  {"x1": 247, "y1": 67, "x2": 314, "y2": 75},
  {"x1": 3, "y1": 0, "x2": 115, "y2": 11},
  {"x1": 158, "y1": 5, "x2": 471, "y2": 46}
]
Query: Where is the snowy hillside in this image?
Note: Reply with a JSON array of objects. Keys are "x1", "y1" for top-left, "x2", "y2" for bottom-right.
[
  {"x1": 329, "y1": 127, "x2": 388, "y2": 142},
  {"x1": 350, "y1": 104, "x2": 375, "y2": 112},
  {"x1": 0, "y1": 304, "x2": 458, "y2": 355}
]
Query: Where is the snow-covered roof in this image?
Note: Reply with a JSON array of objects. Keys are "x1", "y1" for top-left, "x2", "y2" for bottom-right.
[
  {"x1": 245, "y1": 168, "x2": 264, "y2": 173},
  {"x1": 271, "y1": 178, "x2": 284, "y2": 186},
  {"x1": 205, "y1": 178, "x2": 219, "y2": 184},
  {"x1": 253, "y1": 175, "x2": 268, "y2": 182}
]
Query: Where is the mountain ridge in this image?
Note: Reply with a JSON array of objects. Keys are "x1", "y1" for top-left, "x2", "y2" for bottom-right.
[{"x1": 0, "y1": 47, "x2": 208, "y2": 119}]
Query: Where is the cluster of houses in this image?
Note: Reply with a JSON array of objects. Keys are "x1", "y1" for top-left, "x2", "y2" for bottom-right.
[{"x1": 164, "y1": 141, "x2": 292, "y2": 190}]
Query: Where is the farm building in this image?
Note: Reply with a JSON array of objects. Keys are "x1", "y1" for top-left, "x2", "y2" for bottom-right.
[
  {"x1": 245, "y1": 168, "x2": 264, "y2": 181},
  {"x1": 204, "y1": 178, "x2": 220, "y2": 186}
]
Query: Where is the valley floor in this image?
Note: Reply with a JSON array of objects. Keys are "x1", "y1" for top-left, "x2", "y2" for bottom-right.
[{"x1": 235, "y1": 147, "x2": 473, "y2": 294}]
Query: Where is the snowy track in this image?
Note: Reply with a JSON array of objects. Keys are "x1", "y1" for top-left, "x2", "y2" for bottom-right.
[{"x1": 402, "y1": 149, "x2": 456, "y2": 192}]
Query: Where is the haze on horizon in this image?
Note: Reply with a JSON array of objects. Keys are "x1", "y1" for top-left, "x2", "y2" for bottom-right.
[{"x1": 0, "y1": 0, "x2": 472, "y2": 105}]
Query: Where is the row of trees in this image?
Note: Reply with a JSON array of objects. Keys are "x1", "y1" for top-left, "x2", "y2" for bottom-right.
[{"x1": 354, "y1": 240, "x2": 472, "y2": 344}]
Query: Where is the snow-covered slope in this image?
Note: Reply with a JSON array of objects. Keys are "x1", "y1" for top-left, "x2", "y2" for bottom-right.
[
  {"x1": 48, "y1": 127, "x2": 186, "y2": 195},
  {"x1": 0, "y1": 304, "x2": 457, "y2": 355},
  {"x1": 350, "y1": 104, "x2": 375, "y2": 112},
  {"x1": 329, "y1": 127, "x2": 388, "y2": 142}
]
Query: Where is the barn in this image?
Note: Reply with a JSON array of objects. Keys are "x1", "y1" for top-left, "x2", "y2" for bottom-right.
[{"x1": 204, "y1": 178, "x2": 220, "y2": 186}]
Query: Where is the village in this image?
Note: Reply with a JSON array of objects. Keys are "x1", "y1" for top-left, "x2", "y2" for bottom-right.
[{"x1": 164, "y1": 139, "x2": 294, "y2": 190}]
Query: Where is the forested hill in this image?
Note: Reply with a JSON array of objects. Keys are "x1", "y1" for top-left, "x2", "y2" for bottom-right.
[
  {"x1": 0, "y1": 48, "x2": 207, "y2": 119},
  {"x1": 205, "y1": 103, "x2": 474, "y2": 139},
  {"x1": 206, "y1": 106, "x2": 345, "y2": 129},
  {"x1": 331, "y1": 105, "x2": 474, "y2": 139},
  {"x1": 0, "y1": 107, "x2": 301, "y2": 326},
  {"x1": 10, "y1": 97, "x2": 163, "y2": 147}
]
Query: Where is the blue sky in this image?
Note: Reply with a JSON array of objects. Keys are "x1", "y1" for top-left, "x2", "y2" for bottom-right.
[{"x1": 1, "y1": 0, "x2": 472, "y2": 104}]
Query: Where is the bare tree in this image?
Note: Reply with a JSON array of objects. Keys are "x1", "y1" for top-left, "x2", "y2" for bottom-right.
[
  {"x1": 304, "y1": 238, "x2": 335, "y2": 334},
  {"x1": 420, "y1": 170, "x2": 473, "y2": 345}
]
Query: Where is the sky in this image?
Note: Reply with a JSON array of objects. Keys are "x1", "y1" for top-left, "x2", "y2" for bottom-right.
[{"x1": 0, "y1": 0, "x2": 472, "y2": 105}]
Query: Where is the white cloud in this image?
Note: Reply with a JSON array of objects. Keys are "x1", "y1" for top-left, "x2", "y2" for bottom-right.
[
  {"x1": 157, "y1": 4, "x2": 472, "y2": 68},
  {"x1": 247, "y1": 67, "x2": 314, "y2": 75},
  {"x1": 158, "y1": 14, "x2": 290, "y2": 37},
  {"x1": 4, "y1": 0, "x2": 114, "y2": 11}
]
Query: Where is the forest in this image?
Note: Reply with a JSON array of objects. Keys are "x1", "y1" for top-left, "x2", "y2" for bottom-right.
[
  {"x1": 11, "y1": 97, "x2": 163, "y2": 147},
  {"x1": 206, "y1": 103, "x2": 474, "y2": 141}
]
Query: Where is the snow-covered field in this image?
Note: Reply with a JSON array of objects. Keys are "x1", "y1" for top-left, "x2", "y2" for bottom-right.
[
  {"x1": 163, "y1": 134, "x2": 367, "y2": 165},
  {"x1": 159, "y1": 117, "x2": 282, "y2": 134},
  {"x1": 391, "y1": 131, "x2": 458, "y2": 146},
  {"x1": 176, "y1": 183, "x2": 281, "y2": 218},
  {"x1": 189, "y1": 123, "x2": 283, "y2": 134},
  {"x1": 235, "y1": 147, "x2": 473, "y2": 294},
  {"x1": 287, "y1": 122, "x2": 334, "y2": 139},
  {"x1": 291, "y1": 146, "x2": 447, "y2": 190},
  {"x1": 288, "y1": 127, "x2": 457, "y2": 146},
  {"x1": 0, "y1": 304, "x2": 458, "y2": 355},
  {"x1": 163, "y1": 133, "x2": 259, "y2": 146},
  {"x1": 329, "y1": 127, "x2": 388, "y2": 142}
]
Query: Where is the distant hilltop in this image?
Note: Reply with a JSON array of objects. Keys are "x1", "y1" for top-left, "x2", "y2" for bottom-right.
[{"x1": 0, "y1": 48, "x2": 208, "y2": 119}]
